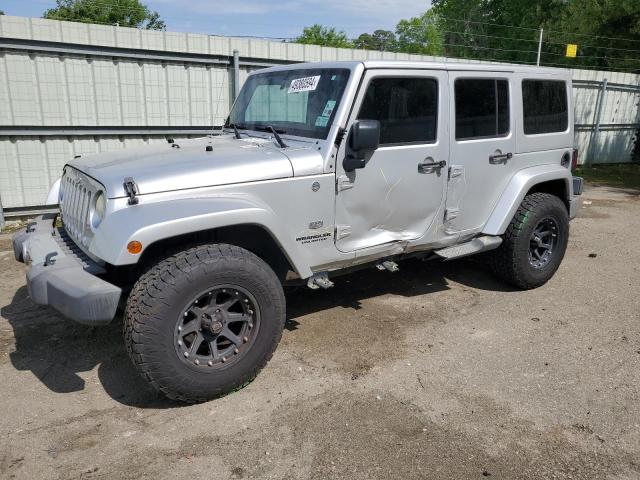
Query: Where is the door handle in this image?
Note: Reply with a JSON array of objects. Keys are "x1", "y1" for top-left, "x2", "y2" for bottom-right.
[
  {"x1": 418, "y1": 159, "x2": 446, "y2": 173},
  {"x1": 489, "y1": 152, "x2": 513, "y2": 164}
]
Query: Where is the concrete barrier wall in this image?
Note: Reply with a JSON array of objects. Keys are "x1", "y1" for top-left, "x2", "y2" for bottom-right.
[{"x1": 1, "y1": 15, "x2": 638, "y2": 209}]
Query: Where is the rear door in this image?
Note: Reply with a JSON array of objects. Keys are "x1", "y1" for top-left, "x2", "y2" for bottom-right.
[
  {"x1": 444, "y1": 72, "x2": 516, "y2": 237},
  {"x1": 334, "y1": 69, "x2": 449, "y2": 252}
]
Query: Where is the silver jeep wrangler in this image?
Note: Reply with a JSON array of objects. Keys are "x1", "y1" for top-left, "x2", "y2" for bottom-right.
[{"x1": 13, "y1": 61, "x2": 583, "y2": 402}]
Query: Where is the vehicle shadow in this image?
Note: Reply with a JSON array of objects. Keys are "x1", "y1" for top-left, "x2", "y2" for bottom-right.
[
  {"x1": 2, "y1": 257, "x2": 513, "y2": 408},
  {"x1": 286, "y1": 256, "x2": 514, "y2": 325}
]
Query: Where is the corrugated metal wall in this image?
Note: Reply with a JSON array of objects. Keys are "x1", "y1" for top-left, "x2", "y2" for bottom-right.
[{"x1": 1, "y1": 15, "x2": 638, "y2": 209}]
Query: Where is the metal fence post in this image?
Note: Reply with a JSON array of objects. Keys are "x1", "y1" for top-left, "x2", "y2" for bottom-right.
[
  {"x1": 536, "y1": 28, "x2": 543, "y2": 66},
  {"x1": 586, "y1": 78, "x2": 608, "y2": 166},
  {"x1": 232, "y1": 49, "x2": 240, "y2": 101},
  {"x1": 0, "y1": 194, "x2": 4, "y2": 232}
]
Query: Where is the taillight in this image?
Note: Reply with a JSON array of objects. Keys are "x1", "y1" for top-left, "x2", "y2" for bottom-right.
[{"x1": 571, "y1": 149, "x2": 579, "y2": 172}]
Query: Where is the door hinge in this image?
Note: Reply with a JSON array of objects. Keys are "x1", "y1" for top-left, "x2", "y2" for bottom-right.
[
  {"x1": 336, "y1": 174, "x2": 354, "y2": 192},
  {"x1": 336, "y1": 225, "x2": 352, "y2": 240}
]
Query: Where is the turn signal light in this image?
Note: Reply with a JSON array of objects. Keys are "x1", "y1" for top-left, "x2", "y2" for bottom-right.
[
  {"x1": 127, "y1": 241, "x2": 143, "y2": 255},
  {"x1": 571, "y1": 149, "x2": 579, "y2": 172}
]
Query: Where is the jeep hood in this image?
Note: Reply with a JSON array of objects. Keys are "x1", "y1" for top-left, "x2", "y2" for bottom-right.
[{"x1": 67, "y1": 135, "x2": 305, "y2": 198}]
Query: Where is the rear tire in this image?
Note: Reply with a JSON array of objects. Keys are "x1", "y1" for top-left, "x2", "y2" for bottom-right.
[
  {"x1": 490, "y1": 193, "x2": 569, "y2": 290},
  {"x1": 124, "y1": 243, "x2": 285, "y2": 403}
]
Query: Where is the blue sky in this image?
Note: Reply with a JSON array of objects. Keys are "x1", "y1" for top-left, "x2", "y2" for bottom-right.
[{"x1": 1, "y1": 0, "x2": 431, "y2": 39}]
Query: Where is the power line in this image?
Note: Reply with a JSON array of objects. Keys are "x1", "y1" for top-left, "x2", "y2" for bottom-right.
[{"x1": 437, "y1": 15, "x2": 640, "y2": 45}]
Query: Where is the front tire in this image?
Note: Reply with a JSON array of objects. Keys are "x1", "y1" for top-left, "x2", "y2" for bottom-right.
[
  {"x1": 124, "y1": 244, "x2": 285, "y2": 403},
  {"x1": 490, "y1": 193, "x2": 569, "y2": 290}
]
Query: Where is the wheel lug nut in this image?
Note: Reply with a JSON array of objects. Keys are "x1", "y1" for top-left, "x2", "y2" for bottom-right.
[
  {"x1": 207, "y1": 361, "x2": 213, "y2": 366},
  {"x1": 222, "y1": 356, "x2": 227, "y2": 363},
  {"x1": 244, "y1": 299, "x2": 249, "y2": 303},
  {"x1": 243, "y1": 336, "x2": 248, "y2": 343},
  {"x1": 178, "y1": 326, "x2": 182, "y2": 332},
  {"x1": 178, "y1": 340, "x2": 182, "y2": 346},
  {"x1": 234, "y1": 348, "x2": 239, "y2": 354},
  {"x1": 194, "y1": 359, "x2": 200, "y2": 365},
  {"x1": 184, "y1": 352, "x2": 189, "y2": 358},
  {"x1": 248, "y1": 323, "x2": 253, "y2": 329}
]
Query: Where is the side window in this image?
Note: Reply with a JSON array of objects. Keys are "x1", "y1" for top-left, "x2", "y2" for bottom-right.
[
  {"x1": 455, "y1": 79, "x2": 510, "y2": 140},
  {"x1": 358, "y1": 77, "x2": 438, "y2": 145},
  {"x1": 522, "y1": 80, "x2": 568, "y2": 134}
]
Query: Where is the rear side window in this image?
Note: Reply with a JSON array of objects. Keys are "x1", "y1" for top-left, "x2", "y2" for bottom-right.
[
  {"x1": 358, "y1": 77, "x2": 438, "y2": 145},
  {"x1": 455, "y1": 79, "x2": 509, "y2": 140},
  {"x1": 522, "y1": 80, "x2": 568, "y2": 134}
]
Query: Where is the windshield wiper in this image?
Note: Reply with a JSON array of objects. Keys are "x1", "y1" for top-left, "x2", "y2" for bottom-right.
[
  {"x1": 254, "y1": 125, "x2": 288, "y2": 148},
  {"x1": 225, "y1": 122, "x2": 247, "y2": 139}
]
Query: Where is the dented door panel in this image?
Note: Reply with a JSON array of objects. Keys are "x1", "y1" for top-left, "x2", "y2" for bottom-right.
[{"x1": 334, "y1": 69, "x2": 450, "y2": 253}]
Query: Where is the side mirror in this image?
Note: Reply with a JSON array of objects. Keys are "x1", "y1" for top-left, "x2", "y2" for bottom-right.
[{"x1": 344, "y1": 120, "x2": 380, "y2": 171}]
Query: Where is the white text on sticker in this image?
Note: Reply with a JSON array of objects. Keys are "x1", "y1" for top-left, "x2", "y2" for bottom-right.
[{"x1": 288, "y1": 76, "x2": 321, "y2": 93}]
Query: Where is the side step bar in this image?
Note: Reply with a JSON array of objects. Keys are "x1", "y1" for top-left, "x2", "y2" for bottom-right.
[{"x1": 434, "y1": 235, "x2": 502, "y2": 261}]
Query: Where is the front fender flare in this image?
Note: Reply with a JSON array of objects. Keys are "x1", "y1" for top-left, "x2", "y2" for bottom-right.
[
  {"x1": 90, "y1": 196, "x2": 313, "y2": 278},
  {"x1": 482, "y1": 165, "x2": 572, "y2": 236}
]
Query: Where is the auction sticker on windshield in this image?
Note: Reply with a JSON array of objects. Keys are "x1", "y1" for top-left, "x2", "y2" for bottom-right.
[{"x1": 288, "y1": 76, "x2": 321, "y2": 93}]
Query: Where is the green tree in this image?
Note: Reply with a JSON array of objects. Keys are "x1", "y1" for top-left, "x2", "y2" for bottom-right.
[
  {"x1": 0, "y1": 10, "x2": 5, "y2": 15},
  {"x1": 354, "y1": 30, "x2": 397, "y2": 51},
  {"x1": 431, "y1": 0, "x2": 640, "y2": 70},
  {"x1": 43, "y1": 0, "x2": 165, "y2": 30},
  {"x1": 395, "y1": 11, "x2": 444, "y2": 55},
  {"x1": 543, "y1": 0, "x2": 640, "y2": 71},
  {"x1": 295, "y1": 24, "x2": 353, "y2": 48}
]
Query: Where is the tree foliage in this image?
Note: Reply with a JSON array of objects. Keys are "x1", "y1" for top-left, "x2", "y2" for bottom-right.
[
  {"x1": 354, "y1": 30, "x2": 397, "y2": 51},
  {"x1": 396, "y1": 11, "x2": 444, "y2": 55},
  {"x1": 431, "y1": 0, "x2": 640, "y2": 71},
  {"x1": 294, "y1": 0, "x2": 640, "y2": 72},
  {"x1": 43, "y1": 0, "x2": 165, "y2": 30},
  {"x1": 295, "y1": 24, "x2": 352, "y2": 48}
]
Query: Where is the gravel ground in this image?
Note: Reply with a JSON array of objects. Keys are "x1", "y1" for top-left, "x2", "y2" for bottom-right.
[{"x1": 1, "y1": 185, "x2": 639, "y2": 480}]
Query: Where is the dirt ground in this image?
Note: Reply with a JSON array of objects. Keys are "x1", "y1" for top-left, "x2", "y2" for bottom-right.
[{"x1": 1, "y1": 185, "x2": 639, "y2": 480}]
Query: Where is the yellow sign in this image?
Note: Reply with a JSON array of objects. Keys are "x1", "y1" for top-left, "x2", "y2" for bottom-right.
[{"x1": 566, "y1": 44, "x2": 578, "y2": 58}]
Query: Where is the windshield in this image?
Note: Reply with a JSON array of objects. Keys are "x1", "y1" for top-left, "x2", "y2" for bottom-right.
[{"x1": 226, "y1": 68, "x2": 351, "y2": 139}]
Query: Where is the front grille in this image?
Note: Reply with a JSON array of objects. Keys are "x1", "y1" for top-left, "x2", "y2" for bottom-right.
[{"x1": 60, "y1": 167, "x2": 100, "y2": 249}]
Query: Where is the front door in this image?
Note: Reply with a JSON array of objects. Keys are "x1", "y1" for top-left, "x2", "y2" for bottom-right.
[{"x1": 334, "y1": 69, "x2": 449, "y2": 252}]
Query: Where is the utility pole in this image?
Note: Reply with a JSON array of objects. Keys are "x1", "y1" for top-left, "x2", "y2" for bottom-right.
[{"x1": 537, "y1": 28, "x2": 543, "y2": 66}]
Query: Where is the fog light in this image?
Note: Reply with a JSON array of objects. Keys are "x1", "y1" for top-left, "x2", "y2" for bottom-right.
[{"x1": 127, "y1": 241, "x2": 143, "y2": 255}]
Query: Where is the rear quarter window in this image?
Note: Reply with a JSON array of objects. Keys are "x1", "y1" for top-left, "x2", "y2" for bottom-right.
[{"x1": 522, "y1": 80, "x2": 568, "y2": 135}]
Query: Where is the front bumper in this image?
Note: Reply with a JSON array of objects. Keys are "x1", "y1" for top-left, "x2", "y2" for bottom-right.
[
  {"x1": 569, "y1": 176, "x2": 584, "y2": 220},
  {"x1": 12, "y1": 215, "x2": 121, "y2": 326}
]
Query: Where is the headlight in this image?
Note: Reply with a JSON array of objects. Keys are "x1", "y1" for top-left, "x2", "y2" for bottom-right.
[{"x1": 91, "y1": 191, "x2": 106, "y2": 229}]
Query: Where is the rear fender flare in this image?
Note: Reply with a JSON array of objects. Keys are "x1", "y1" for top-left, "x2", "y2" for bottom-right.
[{"x1": 483, "y1": 165, "x2": 572, "y2": 236}]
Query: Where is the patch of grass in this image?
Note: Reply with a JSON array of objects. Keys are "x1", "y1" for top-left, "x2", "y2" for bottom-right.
[
  {"x1": 0, "y1": 219, "x2": 28, "y2": 234},
  {"x1": 575, "y1": 164, "x2": 640, "y2": 190}
]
